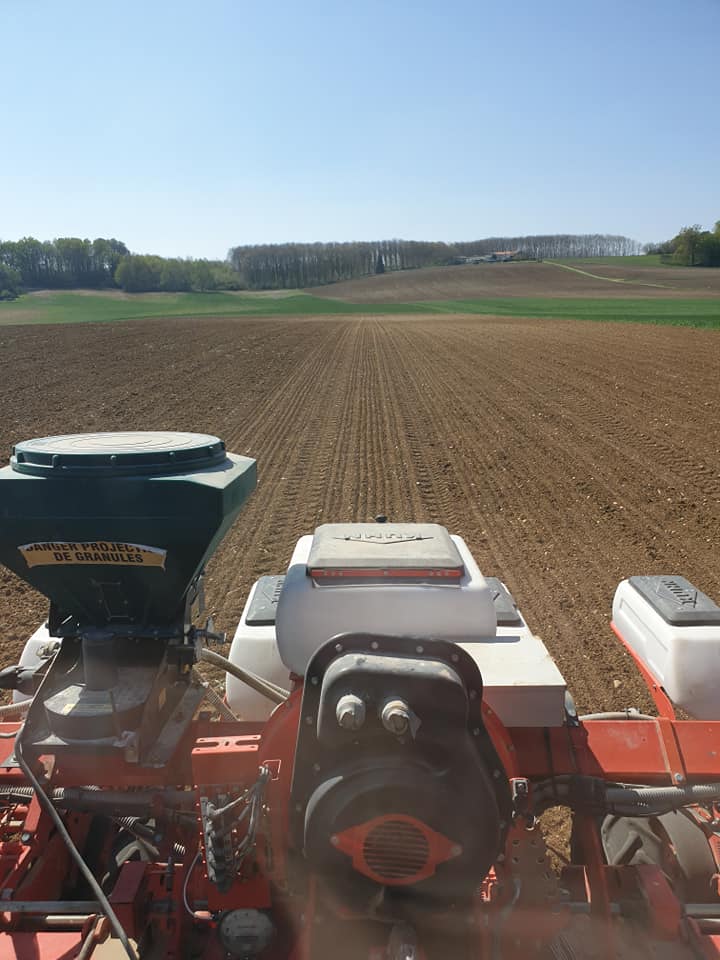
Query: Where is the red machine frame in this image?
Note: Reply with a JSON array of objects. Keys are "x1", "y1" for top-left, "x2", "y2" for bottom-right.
[{"x1": 3, "y1": 620, "x2": 720, "y2": 960}]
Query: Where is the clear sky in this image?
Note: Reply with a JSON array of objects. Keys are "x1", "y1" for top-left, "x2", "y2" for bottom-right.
[{"x1": 1, "y1": 0, "x2": 718, "y2": 259}]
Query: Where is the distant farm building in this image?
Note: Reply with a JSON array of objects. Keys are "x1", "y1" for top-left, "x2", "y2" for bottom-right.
[{"x1": 453, "y1": 250, "x2": 520, "y2": 265}]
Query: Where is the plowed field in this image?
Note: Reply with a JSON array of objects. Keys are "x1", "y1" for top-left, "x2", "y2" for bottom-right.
[
  {"x1": 1, "y1": 314, "x2": 720, "y2": 715},
  {"x1": 309, "y1": 260, "x2": 720, "y2": 301}
]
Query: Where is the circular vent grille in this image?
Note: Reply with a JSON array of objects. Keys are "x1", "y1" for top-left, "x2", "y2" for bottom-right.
[{"x1": 362, "y1": 818, "x2": 431, "y2": 881}]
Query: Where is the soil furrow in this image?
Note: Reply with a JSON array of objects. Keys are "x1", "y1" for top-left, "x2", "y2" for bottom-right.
[{"x1": 1, "y1": 313, "x2": 719, "y2": 719}]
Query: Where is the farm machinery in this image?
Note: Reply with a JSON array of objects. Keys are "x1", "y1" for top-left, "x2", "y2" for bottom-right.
[{"x1": 1, "y1": 433, "x2": 720, "y2": 959}]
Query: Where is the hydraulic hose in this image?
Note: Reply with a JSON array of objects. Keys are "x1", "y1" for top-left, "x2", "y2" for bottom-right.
[
  {"x1": 605, "y1": 782, "x2": 720, "y2": 808},
  {"x1": 533, "y1": 774, "x2": 720, "y2": 817},
  {"x1": 0, "y1": 785, "x2": 195, "y2": 815},
  {"x1": 198, "y1": 648, "x2": 289, "y2": 704}
]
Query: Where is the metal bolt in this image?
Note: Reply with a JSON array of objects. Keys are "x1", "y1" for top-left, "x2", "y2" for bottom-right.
[
  {"x1": 336, "y1": 695, "x2": 366, "y2": 732},
  {"x1": 381, "y1": 699, "x2": 411, "y2": 736},
  {"x1": 310, "y1": 676, "x2": 319, "y2": 685},
  {"x1": 675, "y1": 773, "x2": 685, "y2": 783},
  {"x1": 330, "y1": 835, "x2": 339, "y2": 846}
]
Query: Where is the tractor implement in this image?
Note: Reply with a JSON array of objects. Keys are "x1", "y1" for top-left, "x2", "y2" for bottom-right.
[{"x1": 1, "y1": 432, "x2": 720, "y2": 959}]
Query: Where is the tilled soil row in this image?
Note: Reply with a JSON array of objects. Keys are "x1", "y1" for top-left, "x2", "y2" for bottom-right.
[{"x1": 1, "y1": 314, "x2": 719, "y2": 715}]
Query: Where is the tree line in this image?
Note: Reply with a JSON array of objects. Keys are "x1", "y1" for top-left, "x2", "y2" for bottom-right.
[
  {"x1": 0, "y1": 237, "x2": 129, "y2": 300},
  {"x1": 0, "y1": 236, "x2": 241, "y2": 300},
  {"x1": 6, "y1": 225, "x2": 714, "y2": 302},
  {"x1": 228, "y1": 234, "x2": 643, "y2": 290},
  {"x1": 645, "y1": 221, "x2": 720, "y2": 267},
  {"x1": 455, "y1": 234, "x2": 642, "y2": 260},
  {"x1": 114, "y1": 255, "x2": 241, "y2": 293},
  {"x1": 227, "y1": 239, "x2": 447, "y2": 289}
]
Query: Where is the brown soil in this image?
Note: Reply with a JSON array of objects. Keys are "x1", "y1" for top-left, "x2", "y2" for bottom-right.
[
  {"x1": 1, "y1": 314, "x2": 720, "y2": 717},
  {"x1": 308, "y1": 261, "x2": 720, "y2": 301}
]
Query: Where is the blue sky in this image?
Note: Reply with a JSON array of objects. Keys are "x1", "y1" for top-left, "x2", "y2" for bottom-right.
[{"x1": 1, "y1": 0, "x2": 718, "y2": 258}]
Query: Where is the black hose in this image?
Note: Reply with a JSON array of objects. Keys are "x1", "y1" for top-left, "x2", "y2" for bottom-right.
[
  {"x1": 533, "y1": 775, "x2": 720, "y2": 818},
  {"x1": 0, "y1": 785, "x2": 194, "y2": 815},
  {"x1": 605, "y1": 782, "x2": 720, "y2": 807}
]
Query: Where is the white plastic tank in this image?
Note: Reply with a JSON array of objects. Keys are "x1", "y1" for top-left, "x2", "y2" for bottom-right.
[
  {"x1": 226, "y1": 577, "x2": 291, "y2": 720},
  {"x1": 275, "y1": 523, "x2": 497, "y2": 677},
  {"x1": 613, "y1": 576, "x2": 720, "y2": 719},
  {"x1": 228, "y1": 524, "x2": 567, "y2": 727}
]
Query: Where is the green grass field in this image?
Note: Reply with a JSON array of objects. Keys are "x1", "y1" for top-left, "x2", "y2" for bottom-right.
[
  {"x1": 0, "y1": 289, "x2": 718, "y2": 329},
  {"x1": 0, "y1": 291, "x2": 386, "y2": 325},
  {"x1": 426, "y1": 297, "x2": 720, "y2": 326}
]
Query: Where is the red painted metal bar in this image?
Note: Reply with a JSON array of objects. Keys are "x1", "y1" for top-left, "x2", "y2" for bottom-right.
[
  {"x1": 611, "y1": 620, "x2": 676, "y2": 720},
  {"x1": 509, "y1": 720, "x2": 720, "y2": 783},
  {"x1": 3, "y1": 716, "x2": 719, "y2": 794}
]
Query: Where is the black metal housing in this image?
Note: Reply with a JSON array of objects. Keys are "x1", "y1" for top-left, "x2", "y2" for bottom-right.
[{"x1": 289, "y1": 633, "x2": 511, "y2": 905}]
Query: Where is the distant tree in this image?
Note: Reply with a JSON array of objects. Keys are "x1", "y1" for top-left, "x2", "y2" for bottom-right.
[
  {"x1": 13, "y1": 237, "x2": 47, "y2": 286},
  {"x1": 190, "y1": 259, "x2": 216, "y2": 291},
  {"x1": 210, "y1": 262, "x2": 245, "y2": 290},
  {"x1": 91, "y1": 238, "x2": 129, "y2": 285},
  {"x1": 0, "y1": 263, "x2": 21, "y2": 300},
  {"x1": 375, "y1": 252, "x2": 385, "y2": 274},
  {"x1": 696, "y1": 232, "x2": 720, "y2": 267},
  {"x1": 673, "y1": 225, "x2": 704, "y2": 266},
  {"x1": 160, "y1": 259, "x2": 193, "y2": 292},
  {"x1": 55, "y1": 237, "x2": 94, "y2": 285},
  {"x1": 115, "y1": 255, "x2": 163, "y2": 292},
  {"x1": 643, "y1": 240, "x2": 676, "y2": 256},
  {"x1": 668, "y1": 222, "x2": 720, "y2": 267}
]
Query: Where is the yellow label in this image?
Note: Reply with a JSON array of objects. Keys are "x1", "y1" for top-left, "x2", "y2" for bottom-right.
[{"x1": 19, "y1": 541, "x2": 167, "y2": 569}]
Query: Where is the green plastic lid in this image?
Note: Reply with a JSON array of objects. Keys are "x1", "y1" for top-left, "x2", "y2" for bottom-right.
[{"x1": 11, "y1": 431, "x2": 227, "y2": 478}]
